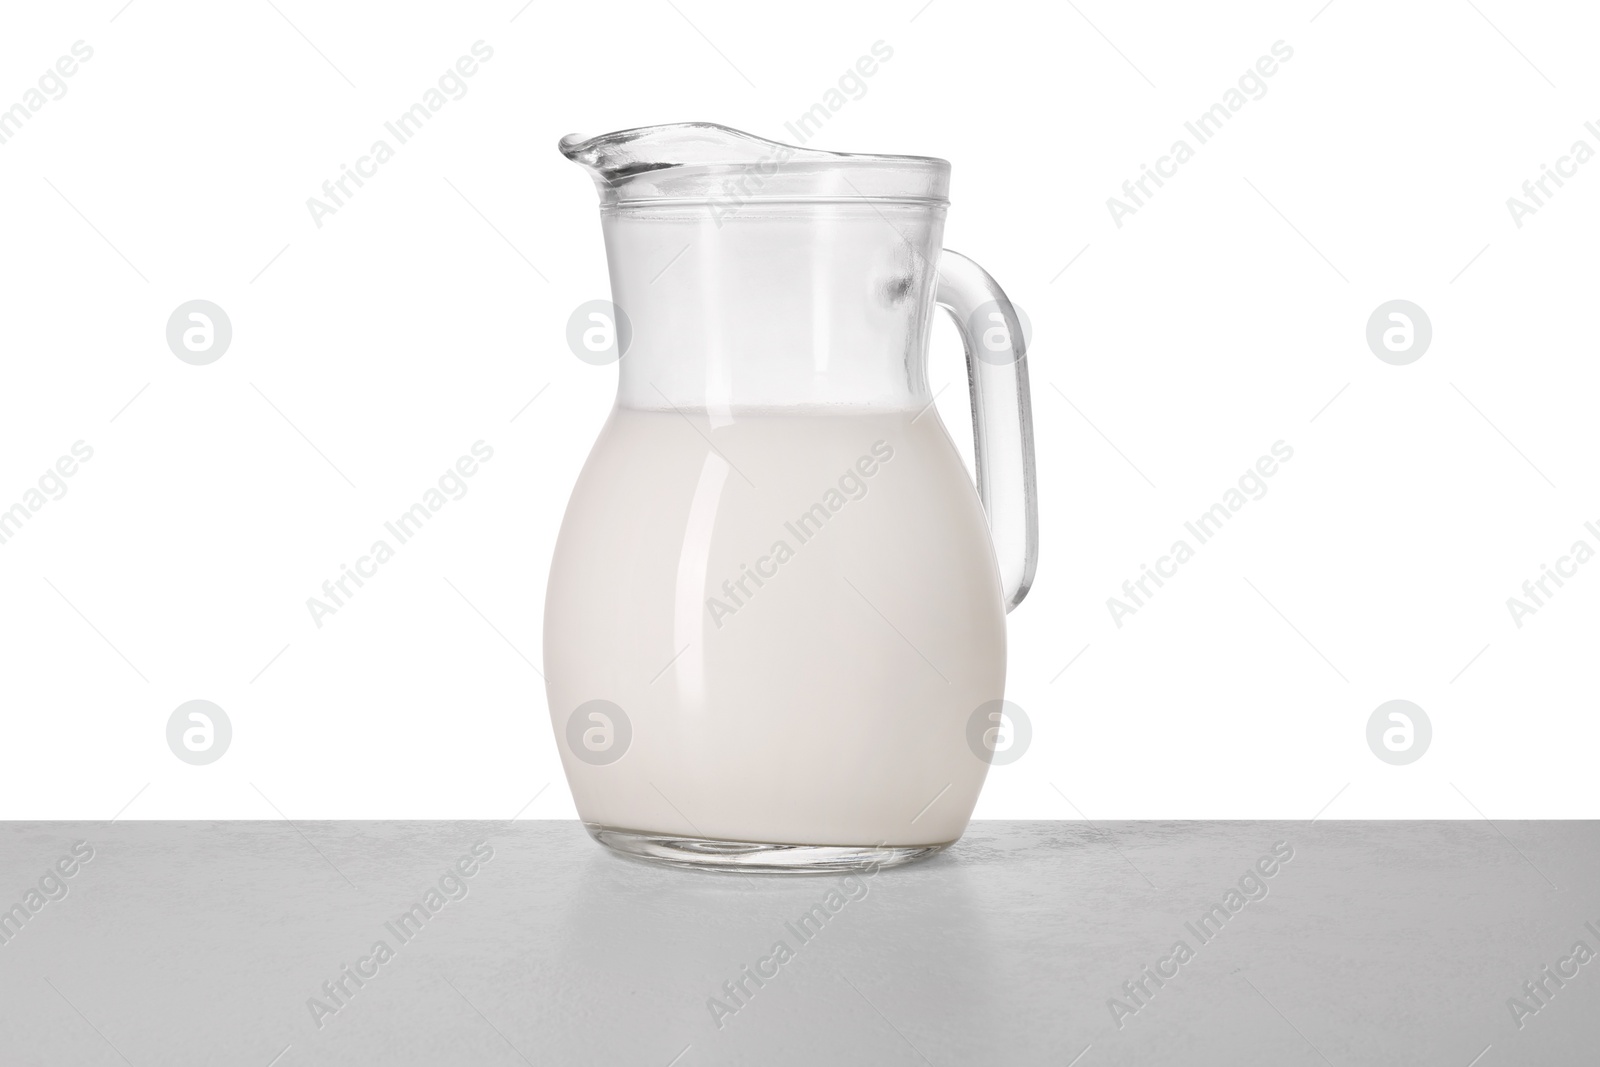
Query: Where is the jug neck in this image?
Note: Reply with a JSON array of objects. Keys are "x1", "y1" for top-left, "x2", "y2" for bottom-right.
[
  {"x1": 601, "y1": 201, "x2": 947, "y2": 412},
  {"x1": 563, "y1": 124, "x2": 953, "y2": 412}
]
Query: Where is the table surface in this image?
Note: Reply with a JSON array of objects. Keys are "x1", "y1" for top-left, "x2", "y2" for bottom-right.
[{"x1": 0, "y1": 820, "x2": 1595, "y2": 1066}]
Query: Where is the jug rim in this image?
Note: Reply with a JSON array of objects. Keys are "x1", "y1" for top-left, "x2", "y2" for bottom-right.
[{"x1": 560, "y1": 122, "x2": 951, "y2": 208}]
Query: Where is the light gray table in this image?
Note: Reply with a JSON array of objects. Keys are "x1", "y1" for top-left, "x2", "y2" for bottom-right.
[{"x1": 0, "y1": 821, "x2": 1595, "y2": 1065}]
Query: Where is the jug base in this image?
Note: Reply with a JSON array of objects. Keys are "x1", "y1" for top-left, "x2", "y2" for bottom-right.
[{"x1": 586, "y1": 824, "x2": 950, "y2": 874}]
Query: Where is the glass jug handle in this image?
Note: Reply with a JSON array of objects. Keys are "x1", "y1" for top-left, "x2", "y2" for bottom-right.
[{"x1": 935, "y1": 250, "x2": 1038, "y2": 612}]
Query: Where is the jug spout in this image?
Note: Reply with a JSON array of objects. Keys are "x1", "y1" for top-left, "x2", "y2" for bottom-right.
[{"x1": 559, "y1": 122, "x2": 949, "y2": 210}]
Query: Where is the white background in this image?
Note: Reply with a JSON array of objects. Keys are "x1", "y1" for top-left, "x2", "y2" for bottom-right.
[{"x1": 1, "y1": 0, "x2": 1595, "y2": 820}]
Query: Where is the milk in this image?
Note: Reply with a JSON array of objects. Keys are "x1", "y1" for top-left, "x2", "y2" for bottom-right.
[{"x1": 544, "y1": 405, "x2": 1006, "y2": 847}]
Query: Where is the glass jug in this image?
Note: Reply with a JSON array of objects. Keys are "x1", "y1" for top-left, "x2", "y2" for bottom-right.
[{"x1": 546, "y1": 123, "x2": 1037, "y2": 872}]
